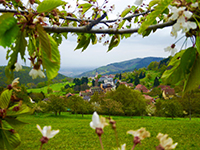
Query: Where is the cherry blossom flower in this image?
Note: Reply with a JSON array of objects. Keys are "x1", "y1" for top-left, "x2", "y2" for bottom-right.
[
  {"x1": 10, "y1": 78, "x2": 21, "y2": 92},
  {"x1": 14, "y1": 62, "x2": 22, "y2": 72},
  {"x1": 134, "y1": 0, "x2": 143, "y2": 6},
  {"x1": 36, "y1": 124, "x2": 59, "y2": 144},
  {"x1": 164, "y1": 44, "x2": 177, "y2": 55},
  {"x1": 127, "y1": 127, "x2": 150, "y2": 141},
  {"x1": 90, "y1": 111, "x2": 108, "y2": 130},
  {"x1": 191, "y1": 2, "x2": 198, "y2": 8},
  {"x1": 29, "y1": 68, "x2": 46, "y2": 79},
  {"x1": 156, "y1": 133, "x2": 178, "y2": 150},
  {"x1": 168, "y1": 5, "x2": 197, "y2": 38}
]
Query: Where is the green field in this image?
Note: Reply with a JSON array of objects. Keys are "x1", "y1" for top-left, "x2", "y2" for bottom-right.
[
  {"x1": 27, "y1": 82, "x2": 74, "y2": 94},
  {"x1": 16, "y1": 113, "x2": 200, "y2": 150}
]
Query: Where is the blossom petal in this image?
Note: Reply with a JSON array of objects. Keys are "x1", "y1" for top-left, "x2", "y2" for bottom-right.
[
  {"x1": 92, "y1": 112, "x2": 100, "y2": 127},
  {"x1": 38, "y1": 69, "x2": 46, "y2": 78},
  {"x1": 134, "y1": 0, "x2": 143, "y2": 6},
  {"x1": 47, "y1": 129, "x2": 60, "y2": 138},
  {"x1": 36, "y1": 124, "x2": 43, "y2": 133}
]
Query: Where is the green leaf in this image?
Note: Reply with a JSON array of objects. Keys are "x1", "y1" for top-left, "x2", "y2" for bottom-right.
[
  {"x1": 0, "y1": 89, "x2": 12, "y2": 109},
  {"x1": 121, "y1": 8, "x2": 131, "y2": 18},
  {"x1": 0, "y1": 120, "x2": 21, "y2": 150},
  {"x1": 41, "y1": 34, "x2": 60, "y2": 80},
  {"x1": 149, "y1": 0, "x2": 161, "y2": 7},
  {"x1": 52, "y1": 33, "x2": 62, "y2": 46},
  {"x1": 161, "y1": 50, "x2": 185, "y2": 84},
  {"x1": 108, "y1": 34, "x2": 120, "y2": 52},
  {"x1": 74, "y1": 34, "x2": 91, "y2": 51},
  {"x1": 162, "y1": 47, "x2": 196, "y2": 85},
  {"x1": 7, "y1": 104, "x2": 32, "y2": 116},
  {"x1": 15, "y1": 31, "x2": 27, "y2": 61},
  {"x1": 196, "y1": 33, "x2": 200, "y2": 54},
  {"x1": 4, "y1": 118, "x2": 28, "y2": 130},
  {"x1": 184, "y1": 54, "x2": 200, "y2": 92},
  {"x1": 179, "y1": 47, "x2": 196, "y2": 76},
  {"x1": 37, "y1": 24, "x2": 51, "y2": 59},
  {"x1": 138, "y1": 0, "x2": 173, "y2": 34},
  {"x1": 91, "y1": 34, "x2": 97, "y2": 45},
  {"x1": 0, "y1": 13, "x2": 19, "y2": 48},
  {"x1": 37, "y1": 0, "x2": 66, "y2": 13},
  {"x1": 78, "y1": 3, "x2": 93, "y2": 14}
]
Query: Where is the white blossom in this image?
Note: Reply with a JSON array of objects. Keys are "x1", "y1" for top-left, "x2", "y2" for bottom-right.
[
  {"x1": 168, "y1": 5, "x2": 197, "y2": 38},
  {"x1": 29, "y1": 68, "x2": 46, "y2": 79},
  {"x1": 191, "y1": 2, "x2": 198, "y2": 8},
  {"x1": 157, "y1": 133, "x2": 178, "y2": 149},
  {"x1": 127, "y1": 127, "x2": 150, "y2": 140},
  {"x1": 90, "y1": 112, "x2": 108, "y2": 129},
  {"x1": 134, "y1": 0, "x2": 143, "y2": 6},
  {"x1": 36, "y1": 124, "x2": 59, "y2": 139},
  {"x1": 164, "y1": 45, "x2": 177, "y2": 56},
  {"x1": 14, "y1": 63, "x2": 22, "y2": 72}
]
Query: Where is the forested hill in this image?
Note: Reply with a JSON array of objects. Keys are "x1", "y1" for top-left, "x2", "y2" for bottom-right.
[
  {"x1": 76, "y1": 57, "x2": 164, "y2": 77},
  {"x1": 0, "y1": 66, "x2": 71, "y2": 87}
]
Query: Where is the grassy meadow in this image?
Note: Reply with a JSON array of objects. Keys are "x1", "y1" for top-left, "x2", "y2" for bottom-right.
[
  {"x1": 16, "y1": 113, "x2": 200, "y2": 150},
  {"x1": 27, "y1": 82, "x2": 74, "y2": 94}
]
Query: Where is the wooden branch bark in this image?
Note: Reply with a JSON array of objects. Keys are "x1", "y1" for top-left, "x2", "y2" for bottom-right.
[{"x1": 43, "y1": 20, "x2": 175, "y2": 34}]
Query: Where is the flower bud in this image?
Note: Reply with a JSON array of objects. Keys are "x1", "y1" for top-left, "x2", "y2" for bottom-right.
[
  {"x1": 96, "y1": 127, "x2": 104, "y2": 136},
  {"x1": 40, "y1": 136, "x2": 49, "y2": 144}
]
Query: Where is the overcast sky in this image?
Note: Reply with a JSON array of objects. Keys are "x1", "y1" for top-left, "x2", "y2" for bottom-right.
[{"x1": 0, "y1": 0, "x2": 191, "y2": 69}]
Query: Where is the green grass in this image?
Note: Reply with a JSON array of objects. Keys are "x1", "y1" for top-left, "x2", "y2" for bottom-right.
[
  {"x1": 27, "y1": 82, "x2": 74, "y2": 94},
  {"x1": 16, "y1": 113, "x2": 200, "y2": 150}
]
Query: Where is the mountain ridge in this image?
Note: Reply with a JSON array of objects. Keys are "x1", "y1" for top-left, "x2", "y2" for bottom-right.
[{"x1": 76, "y1": 57, "x2": 164, "y2": 77}]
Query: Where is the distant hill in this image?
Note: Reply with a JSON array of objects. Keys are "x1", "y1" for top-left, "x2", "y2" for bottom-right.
[
  {"x1": 76, "y1": 57, "x2": 164, "y2": 77},
  {"x1": 0, "y1": 66, "x2": 71, "y2": 87}
]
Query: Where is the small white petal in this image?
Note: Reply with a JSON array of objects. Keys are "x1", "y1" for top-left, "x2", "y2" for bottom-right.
[
  {"x1": 187, "y1": 21, "x2": 197, "y2": 30},
  {"x1": 29, "y1": 69, "x2": 39, "y2": 79},
  {"x1": 191, "y1": 2, "x2": 198, "y2": 8},
  {"x1": 14, "y1": 63, "x2": 22, "y2": 72},
  {"x1": 183, "y1": 11, "x2": 193, "y2": 19},
  {"x1": 134, "y1": 0, "x2": 143, "y2": 6},
  {"x1": 47, "y1": 129, "x2": 60, "y2": 138},
  {"x1": 38, "y1": 69, "x2": 46, "y2": 78},
  {"x1": 36, "y1": 124, "x2": 43, "y2": 134},
  {"x1": 92, "y1": 112, "x2": 100, "y2": 128},
  {"x1": 42, "y1": 126, "x2": 48, "y2": 137}
]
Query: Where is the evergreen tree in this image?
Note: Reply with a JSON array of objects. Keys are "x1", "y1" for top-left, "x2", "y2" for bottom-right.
[
  {"x1": 134, "y1": 75, "x2": 140, "y2": 86},
  {"x1": 153, "y1": 77, "x2": 160, "y2": 87}
]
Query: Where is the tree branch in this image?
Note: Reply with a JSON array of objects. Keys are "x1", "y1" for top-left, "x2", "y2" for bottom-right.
[
  {"x1": 0, "y1": 8, "x2": 152, "y2": 24},
  {"x1": 43, "y1": 20, "x2": 175, "y2": 34}
]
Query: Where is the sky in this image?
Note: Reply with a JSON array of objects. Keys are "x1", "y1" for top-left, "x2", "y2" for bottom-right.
[{"x1": 0, "y1": 0, "x2": 191, "y2": 70}]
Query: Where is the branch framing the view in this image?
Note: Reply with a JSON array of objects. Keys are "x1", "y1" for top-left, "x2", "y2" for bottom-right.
[{"x1": 44, "y1": 20, "x2": 175, "y2": 34}]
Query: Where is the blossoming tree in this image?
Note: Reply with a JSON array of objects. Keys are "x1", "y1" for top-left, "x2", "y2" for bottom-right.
[{"x1": 0, "y1": 0, "x2": 199, "y2": 149}]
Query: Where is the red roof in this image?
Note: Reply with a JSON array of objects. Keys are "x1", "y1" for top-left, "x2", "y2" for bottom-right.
[{"x1": 135, "y1": 84, "x2": 149, "y2": 93}]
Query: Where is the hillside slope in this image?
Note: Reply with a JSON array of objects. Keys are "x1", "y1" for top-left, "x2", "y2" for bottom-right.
[
  {"x1": 0, "y1": 66, "x2": 71, "y2": 87},
  {"x1": 76, "y1": 57, "x2": 164, "y2": 77}
]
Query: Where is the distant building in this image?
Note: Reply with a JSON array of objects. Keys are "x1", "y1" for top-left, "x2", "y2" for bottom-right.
[
  {"x1": 162, "y1": 88, "x2": 175, "y2": 99},
  {"x1": 135, "y1": 84, "x2": 149, "y2": 93}
]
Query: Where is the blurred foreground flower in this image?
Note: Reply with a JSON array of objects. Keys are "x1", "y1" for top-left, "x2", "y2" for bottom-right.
[
  {"x1": 7, "y1": 77, "x2": 21, "y2": 92},
  {"x1": 156, "y1": 133, "x2": 178, "y2": 150},
  {"x1": 90, "y1": 111, "x2": 108, "y2": 136},
  {"x1": 29, "y1": 68, "x2": 46, "y2": 79},
  {"x1": 164, "y1": 44, "x2": 177, "y2": 56},
  {"x1": 36, "y1": 124, "x2": 59, "y2": 144},
  {"x1": 90, "y1": 112, "x2": 109, "y2": 150},
  {"x1": 127, "y1": 127, "x2": 150, "y2": 149},
  {"x1": 14, "y1": 62, "x2": 22, "y2": 72}
]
